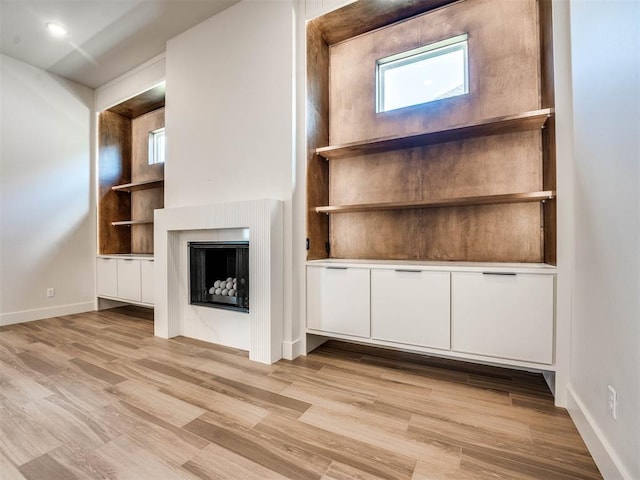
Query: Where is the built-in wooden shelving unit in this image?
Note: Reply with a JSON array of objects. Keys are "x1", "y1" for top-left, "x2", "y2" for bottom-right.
[
  {"x1": 98, "y1": 89, "x2": 165, "y2": 255},
  {"x1": 315, "y1": 109, "x2": 552, "y2": 160},
  {"x1": 306, "y1": 0, "x2": 556, "y2": 264},
  {"x1": 315, "y1": 191, "x2": 556, "y2": 214},
  {"x1": 304, "y1": 0, "x2": 559, "y2": 387},
  {"x1": 112, "y1": 179, "x2": 164, "y2": 192}
]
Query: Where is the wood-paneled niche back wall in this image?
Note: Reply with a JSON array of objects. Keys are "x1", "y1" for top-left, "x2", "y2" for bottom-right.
[
  {"x1": 98, "y1": 85, "x2": 165, "y2": 255},
  {"x1": 306, "y1": 0, "x2": 556, "y2": 264}
]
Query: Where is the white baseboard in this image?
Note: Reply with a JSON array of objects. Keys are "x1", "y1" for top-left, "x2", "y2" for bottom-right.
[
  {"x1": 567, "y1": 386, "x2": 634, "y2": 480},
  {"x1": 282, "y1": 338, "x2": 303, "y2": 360},
  {"x1": 0, "y1": 301, "x2": 96, "y2": 327}
]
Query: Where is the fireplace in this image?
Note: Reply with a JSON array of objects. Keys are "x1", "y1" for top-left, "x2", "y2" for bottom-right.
[
  {"x1": 189, "y1": 241, "x2": 249, "y2": 312},
  {"x1": 155, "y1": 199, "x2": 283, "y2": 364}
]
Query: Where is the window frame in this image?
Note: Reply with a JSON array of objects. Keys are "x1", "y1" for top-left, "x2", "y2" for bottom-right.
[
  {"x1": 376, "y1": 33, "x2": 469, "y2": 113},
  {"x1": 148, "y1": 127, "x2": 166, "y2": 165}
]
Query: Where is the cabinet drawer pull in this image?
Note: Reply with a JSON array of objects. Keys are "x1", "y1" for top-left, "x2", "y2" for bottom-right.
[
  {"x1": 395, "y1": 269, "x2": 421, "y2": 273},
  {"x1": 122, "y1": 259, "x2": 134, "y2": 262},
  {"x1": 482, "y1": 272, "x2": 516, "y2": 276},
  {"x1": 326, "y1": 266, "x2": 348, "y2": 270}
]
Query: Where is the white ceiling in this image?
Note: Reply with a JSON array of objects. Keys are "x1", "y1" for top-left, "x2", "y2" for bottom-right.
[{"x1": 0, "y1": 0, "x2": 240, "y2": 89}]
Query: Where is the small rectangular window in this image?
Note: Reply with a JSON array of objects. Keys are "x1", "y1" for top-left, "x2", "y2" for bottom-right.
[
  {"x1": 148, "y1": 127, "x2": 165, "y2": 165},
  {"x1": 377, "y1": 34, "x2": 469, "y2": 113}
]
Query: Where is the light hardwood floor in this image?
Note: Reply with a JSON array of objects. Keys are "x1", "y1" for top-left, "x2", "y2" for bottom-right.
[{"x1": 0, "y1": 307, "x2": 601, "y2": 479}]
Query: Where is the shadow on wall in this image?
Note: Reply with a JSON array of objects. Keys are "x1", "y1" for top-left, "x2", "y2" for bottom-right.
[{"x1": 0, "y1": 55, "x2": 95, "y2": 316}]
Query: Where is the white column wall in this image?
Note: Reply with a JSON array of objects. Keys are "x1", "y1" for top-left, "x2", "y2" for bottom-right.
[
  {"x1": 565, "y1": 1, "x2": 640, "y2": 478},
  {"x1": 164, "y1": 0, "x2": 296, "y2": 357},
  {"x1": 551, "y1": 0, "x2": 575, "y2": 409}
]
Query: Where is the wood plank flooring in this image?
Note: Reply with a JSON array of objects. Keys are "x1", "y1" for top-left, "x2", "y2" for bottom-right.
[{"x1": 0, "y1": 306, "x2": 602, "y2": 479}]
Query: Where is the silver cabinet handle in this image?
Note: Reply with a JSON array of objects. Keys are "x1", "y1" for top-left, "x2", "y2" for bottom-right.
[
  {"x1": 482, "y1": 272, "x2": 516, "y2": 276},
  {"x1": 395, "y1": 269, "x2": 421, "y2": 273},
  {"x1": 326, "y1": 266, "x2": 348, "y2": 270}
]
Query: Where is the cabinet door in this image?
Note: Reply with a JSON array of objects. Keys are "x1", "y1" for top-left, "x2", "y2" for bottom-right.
[
  {"x1": 307, "y1": 266, "x2": 370, "y2": 338},
  {"x1": 117, "y1": 259, "x2": 141, "y2": 302},
  {"x1": 452, "y1": 272, "x2": 554, "y2": 364},
  {"x1": 371, "y1": 269, "x2": 450, "y2": 350},
  {"x1": 96, "y1": 258, "x2": 118, "y2": 298},
  {"x1": 140, "y1": 260, "x2": 154, "y2": 304}
]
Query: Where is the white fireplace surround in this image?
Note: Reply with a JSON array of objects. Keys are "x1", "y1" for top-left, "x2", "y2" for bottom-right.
[{"x1": 154, "y1": 199, "x2": 283, "y2": 364}]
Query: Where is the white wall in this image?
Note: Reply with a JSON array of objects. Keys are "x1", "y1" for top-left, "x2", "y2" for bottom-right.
[
  {"x1": 0, "y1": 54, "x2": 96, "y2": 325},
  {"x1": 164, "y1": 0, "x2": 297, "y2": 355},
  {"x1": 566, "y1": 1, "x2": 640, "y2": 478}
]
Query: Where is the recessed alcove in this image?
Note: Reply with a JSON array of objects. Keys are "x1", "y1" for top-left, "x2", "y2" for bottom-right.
[
  {"x1": 306, "y1": 0, "x2": 556, "y2": 264},
  {"x1": 98, "y1": 83, "x2": 166, "y2": 255}
]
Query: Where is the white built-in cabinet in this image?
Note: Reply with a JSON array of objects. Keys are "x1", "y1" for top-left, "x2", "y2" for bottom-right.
[
  {"x1": 96, "y1": 257, "x2": 118, "y2": 298},
  {"x1": 96, "y1": 256, "x2": 154, "y2": 306},
  {"x1": 140, "y1": 259, "x2": 155, "y2": 304},
  {"x1": 451, "y1": 272, "x2": 554, "y2": 364},
  {"x1": 371, "y1": 269, "x2": 450, "y2": 350},
  {"x1": 117, "y1": 258, "x2": 142, "y2": 302},
  {"x1": 306, "y1": 266, "x2": 370, "y2": 337},
  {"x1": 307, "y1": 261, "x2": 556, "y2": 369}
]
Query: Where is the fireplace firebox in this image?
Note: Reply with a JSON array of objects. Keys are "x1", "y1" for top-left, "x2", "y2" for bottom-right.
[{"x1": 188, "y1": 241, "x2": 249, "y2": 312}]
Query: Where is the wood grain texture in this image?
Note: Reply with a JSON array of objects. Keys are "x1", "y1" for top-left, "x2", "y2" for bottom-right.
[
  {"x1": 310, "y1": 0, "x2": 459, "y2": 45},
  {"x1": 107, "y1": 84, "x2": 166, "y2": 119},
  {"x1": 329, "y1": 0, "x2": 542, "y2": 145},
  {"x1": 131, "y1": 213, "x2": 157, "y2": 253},
  {"x1": 329, "y1": 130, "x2": 543, "y2": 203},
  {"x1": 316, "y1": 110, "x2": 551, "y2": 159},
  {"x1": 0, "y1": 307, "x2": 601, "y2": 479},
  {"x1": 539, "y1": 0, "x2": 557, "y2": 265},
  {"x1": 110, "y1": 220, "x2": 153, "y2": 226},
  {"x1": 98, "y1": 111, "x2": 131, "y2": 254},
  {"x1": 99, "y1": 101, "x2": 164, "y2": 255},
  {"x1": 317, "y1": 191, "x2": 554, "y2": 214},
  {"x1": 542, "y1": 116, "x2": 557, "y2": 265},
  {"x1": 330, "y1": 203, "x2": 545, "y2": 262},
  {"x1": 539, "y1": 0, "x2": 555, "y2": 110},
  {"x1": 306, "y1": 21, "x2": 330, "y2": 260},
  {"x1": 131, "y1": 108, "x2": 164, "y2": 254},
  {"x1": 131, "y1": 108, "x2": 165, "y2": 183},
  {"x1": 307, "y1": 0, "x2": 556, "y2": 264},
  {"x1": 112, "y1": 179, "x2": 164, "y2": 192},
  {"x1": 326, "y1": 130, "x2": 545, "y2": 261}
]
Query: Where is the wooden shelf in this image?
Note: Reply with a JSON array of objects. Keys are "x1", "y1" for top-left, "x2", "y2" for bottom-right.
[
  {"x1": 112, "y1": 179, "x2": 164, "y2": 192},
  {"x1": 315, "y1": 109, "x2": 553, "y2": 160},
  {"x1": 111, "y1": 220, "x2": 154, "y2": 226},
  {"x1": 315, "y1": 191, "x2": 555, "y2": 214}
]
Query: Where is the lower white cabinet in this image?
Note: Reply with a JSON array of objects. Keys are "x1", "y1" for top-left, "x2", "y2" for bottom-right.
[
  {"x1": 140, "y1": 260, "x2": 154, "y2": 304},
  {"x1": 96, "y1": 258, "x2": 118, "y2": 298},
  {"x1": 371, "y1": 269, "x2": 450, "y2": 350},
  {"x1": 307, "y1": 261, "x2": 556, "y2": 369},
  {"x1": 96, "y1": 256, "x2": 154, "y2": 306},
  {"x1": 307, "y1": 266, "x2": 370, "y2": 338},
  {"x1": 117, "y1": 259, "x2": 141, "y2": 302},
  {"x1": 451, "y1": 272, "x2": 555, "y2": 364}
]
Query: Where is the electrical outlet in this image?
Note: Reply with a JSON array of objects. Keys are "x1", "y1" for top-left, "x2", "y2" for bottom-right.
[
  {"x1": 607, "y1": 385, "x2": 617, "y2": 420},
  {"x1": 46, "y1": 288, "x2": 55, "y2": 298}
]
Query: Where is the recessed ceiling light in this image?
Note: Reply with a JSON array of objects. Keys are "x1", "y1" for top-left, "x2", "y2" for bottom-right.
[{"x1": 46, "y1": 22, "x2": 67, "y2": 38}]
